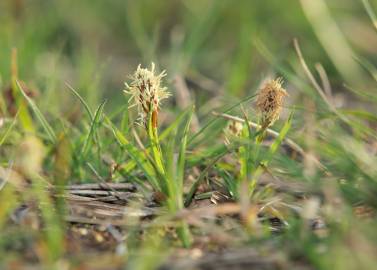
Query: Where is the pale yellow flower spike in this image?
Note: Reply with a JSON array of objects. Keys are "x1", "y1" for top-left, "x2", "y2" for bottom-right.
[
  {"x1": 224, "y1": 121, "x2": 244, "y2": 145},
  {"x1": 124, "y1": 63, "x2": 171, "y2": 127}
]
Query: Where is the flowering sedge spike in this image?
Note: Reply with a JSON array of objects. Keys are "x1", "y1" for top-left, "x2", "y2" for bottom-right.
[
  {"x1": 256, "y1": 78, "x2": 288, "y2": 129},
  {"x1": 224, "y1": 120, "x2": 243, "y2": 145},
  {"x1": 124, "y1": 63, "x2": 171, "y2": 128}
]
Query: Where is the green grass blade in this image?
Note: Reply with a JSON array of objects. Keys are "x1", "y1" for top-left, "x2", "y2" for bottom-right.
[
  {"x1": 11, "y1": 74, "x2": 35, "y2": 133},
  {"x1": 188, "y1": 93, "x2": 257, "y2": 145},
  {"x1": 354, "y1": 56, "x2": 377, "y2": 82},
  {"x1": 118, "y1": 107, "x2": 193, "y2": 181},
  {"x1": 184, "y1": 147, "x2": 231, "y2": 207},
  {"x1": 65, "y1": 82, "x2": 102, "y2": 151},
  {"x1": 159, "y1": 107, "x2": 192, "y2": 141},
  {"x1": 105, "y1": 116, "x2": 160, "y2": 190},
  {"x1": 0, "y1": 111, "x2": 19, "y2": 146},
  {"x1": 120, "y1": 107, "x2": 130, "y2": 136},
  {"x1": 17, "y1": 81, "x2": 56, "y2": 143},
  {"x1": 249, "y1": 113, "x2": 293, "y2": 195},
  {"x1": 147, "y1": 112, "x2": 166, "y2": 176},
  {"x1": 177, "y1": 106, "x2": 194, "y2": 204},
  {"x1": 81, "y1": 100, "x2": 106, "y2": 158},
  {"x1": 65, "y1": 82, "x2": 94, "y2": 120},
  {"x1": 361, "y1": 0, "x2": 377, "y2": 31}
]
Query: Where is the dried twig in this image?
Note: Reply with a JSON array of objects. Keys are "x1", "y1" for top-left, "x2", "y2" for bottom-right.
[
  {"x1": 64, "y1": 193, "x2": 121, "y2": 202},
  {"x1": 65, "y1": 196, "x2": 158, "y2": 225},
  {"x1": 67, "y1": 189, "x2": 142, "y2": 198},
  {"x1": 65, "y1": 183, "x2": 135, "y2": 191}
]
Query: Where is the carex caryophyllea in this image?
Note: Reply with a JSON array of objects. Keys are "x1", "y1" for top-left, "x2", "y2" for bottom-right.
[
  {"x1": 124, "y1": 63, "x2": 170, "y2": 128},
  {"x1": 224, "y1": 120, "x2": 243, "y2": 145},
  {"x1": 256, "y1": 78, "x2": 288, "y2": 129}
]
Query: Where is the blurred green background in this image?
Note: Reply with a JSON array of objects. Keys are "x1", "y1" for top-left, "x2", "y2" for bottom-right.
[
  {"x1": 1, "y1": 0, "x2": 376, "y2": 111},
  {"x1": 1, "y1": 1, "x2": 377, "y2": 269}
]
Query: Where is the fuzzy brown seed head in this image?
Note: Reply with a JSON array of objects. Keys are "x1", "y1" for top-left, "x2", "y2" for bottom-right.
[
  {"x1": 256, "y1": 78, "x2": 288, "y2": 128},
  {"x1": 124, "y1": 63, "x2": 170, "y2": 127}
]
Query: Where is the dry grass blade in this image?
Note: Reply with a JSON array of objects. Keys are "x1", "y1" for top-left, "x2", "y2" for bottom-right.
[
  {"x1": 173, "y1": 75, "x2": 200, "y2": 132},
  {"x1": 293, "y1": 39, "x2": 349, "y2": 124},
  {"x1": 67, "y1": 190, "x2": 141, "y2": 198},
  {"x1": 315, "y1": 63, "x2": 332, "y2": 99},
  {"x1": 65, "y1": 195, "x2": 158, "y2": 225},
  {"x1": 177, "y1": 203, "x2": 242, "y2": 220},
  {"x1": 66, "y1": 183, "x2": 136, "y2": 191},
  {"x1": 361, "y1": 0, "x2": 377, "y2": 31}
]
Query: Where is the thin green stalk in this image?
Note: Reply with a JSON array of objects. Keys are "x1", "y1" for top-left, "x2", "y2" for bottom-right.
[{"x1": 249, "y1": 113, "x2": 293, "y2": 196}]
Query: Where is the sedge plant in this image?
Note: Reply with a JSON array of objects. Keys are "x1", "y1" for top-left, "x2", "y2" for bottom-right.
[
  {"x1": 223, "y1": 78, "x2": 290, "y2": 199},
  {"x1": 250, "y1": 78, "x2": 290, "y2": 194},
  {"x1": 123, "y1": 63, "x2": 192, "y2": 247}
]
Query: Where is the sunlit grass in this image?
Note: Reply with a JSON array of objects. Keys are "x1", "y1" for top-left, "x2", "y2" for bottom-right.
[{"x1": 1, "y1": 0, "x2": 377, "y2": 269}]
